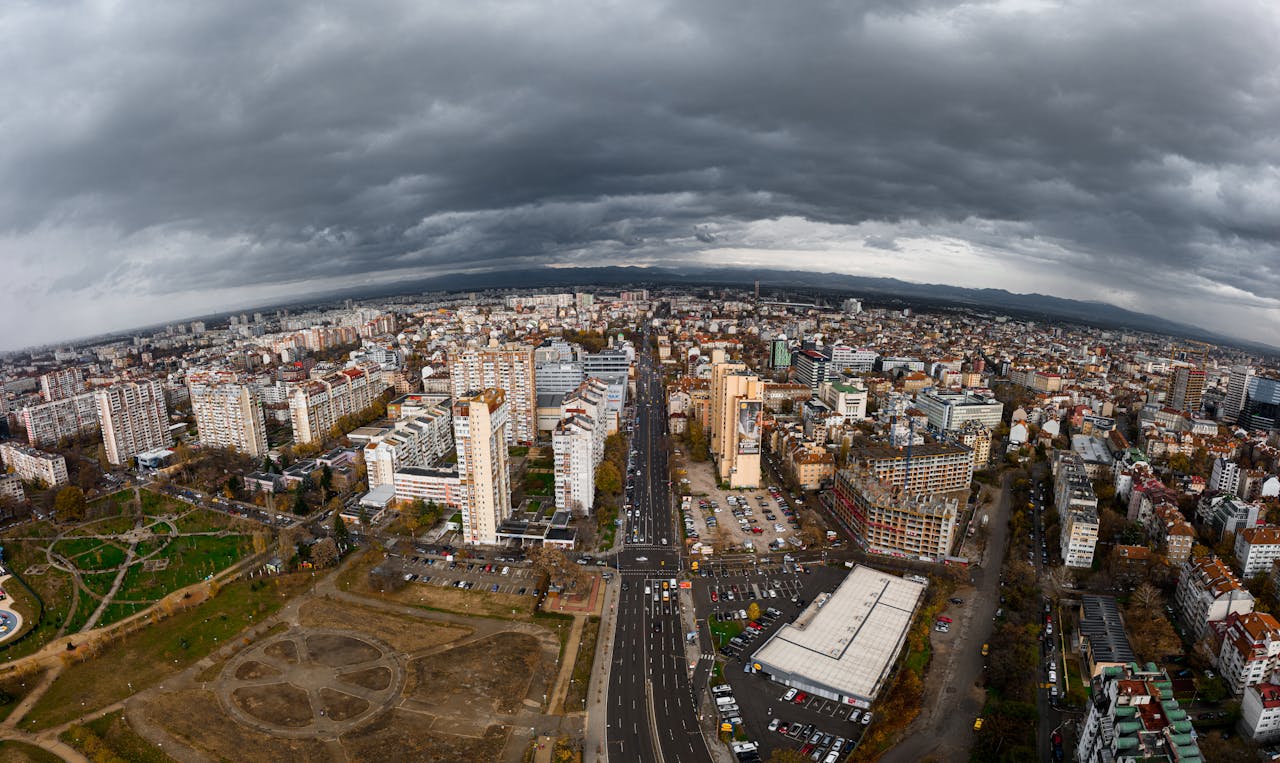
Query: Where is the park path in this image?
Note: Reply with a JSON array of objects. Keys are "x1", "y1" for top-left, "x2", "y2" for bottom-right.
[
  {"x1": 547, "y1": 615, "x2": 585, "y2": 714},
  {"x1": 81, "y1": 543, "x2": 137, "y2": 631}
]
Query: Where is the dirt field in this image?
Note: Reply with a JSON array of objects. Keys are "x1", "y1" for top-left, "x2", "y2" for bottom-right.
[
  {"x1": 339, "y1": 666, "x2": 392, "y2": 691},
  {"x1": 298, "y1": 598, "x2": 472, "y2": 653},
  {"x1": 406, "y1": 631, "x2": 543, "y2": 715},
  {"x1": 340, "y1": 709, "x2": 510, "y2": 762},
  {"x1": 232, "y1": 684, "x2": 313, "y2": 727},
  {"x1": 306, "y1": 633, "x2": 381, "y2": 666},
  {"x1": 135, "y1": 689, "x2": 332, "y2": 763}
]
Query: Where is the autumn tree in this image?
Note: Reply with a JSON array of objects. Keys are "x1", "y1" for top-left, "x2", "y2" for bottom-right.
[
  {"x1": 528, "y1": 545, "x2": 589, "y2": 592},
  {"x1": 311, "y1": 537, "x2": 339, "y2": 568},
  {"x1": 54, "y1": 486, "x2": 87, "y2": 522},
  {"x1": 747, "y1": 601, "x2": 761, "y2": 622},
  {"x1": 595, "y1": 461, "x2": 622, "y2": 497}
]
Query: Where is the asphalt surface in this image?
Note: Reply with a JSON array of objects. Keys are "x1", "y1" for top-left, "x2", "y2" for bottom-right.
[{"x1": 606, "y1": 343, "x2": 714, "y2": 763}]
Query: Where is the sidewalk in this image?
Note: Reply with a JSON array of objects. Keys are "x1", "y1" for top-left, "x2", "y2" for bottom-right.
[{"x1": 583, "y1": 576, "x2": 619, "y2": 763}]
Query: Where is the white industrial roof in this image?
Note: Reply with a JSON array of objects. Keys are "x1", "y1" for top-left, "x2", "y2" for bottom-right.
[{"x1": 752, "y1": 565, "x2": 925, "y2": 701}]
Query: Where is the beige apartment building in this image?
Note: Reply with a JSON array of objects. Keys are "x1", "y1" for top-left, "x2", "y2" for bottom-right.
[
  {"x1": 96, "y1": 380, "x2": 172, "y2": 466},
  {"x1": 454, "y1": 389, "x2": 512, "y2": 545},
  {"x1": 709, "y1": 357, "x2": 763, "y2": 488},
  {"x1": 187, "y1": 372, "x2": 268, "y2": 457},
  {"x1": 448, "y1": 342, "x2": 537, "y2": 446}
]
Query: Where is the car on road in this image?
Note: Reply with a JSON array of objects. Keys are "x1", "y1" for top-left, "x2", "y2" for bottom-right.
[
  {"x1": 950, "y1": 597, "x2": 964, "y2": 605},
  {"x1": 981, "y1": 643, "x2": 989, "y2": 656},
  {"x1": 973, "y1": 717, "x2": 984, "y2": 731},
  {"x1": 861, "y1": 712, "x2": 872, "y2": 725}
]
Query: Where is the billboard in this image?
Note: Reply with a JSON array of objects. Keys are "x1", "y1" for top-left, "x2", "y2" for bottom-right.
[{"x1": 737, "y1": 400, "x2": 762, "y2": 455}]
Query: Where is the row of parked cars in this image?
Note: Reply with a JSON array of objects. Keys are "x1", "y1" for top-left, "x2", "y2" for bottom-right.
[{"x1": 767, "y1": 714, "x2": 857, "y2": 762}]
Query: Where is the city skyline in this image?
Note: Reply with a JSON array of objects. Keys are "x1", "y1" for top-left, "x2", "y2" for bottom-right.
[{"x1": 4, "y1": 1, "x2": 1280, "y2": 349}]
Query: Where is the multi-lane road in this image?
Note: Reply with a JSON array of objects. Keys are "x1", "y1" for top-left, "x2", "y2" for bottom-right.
[{"x1": 606, "y1": 343, "x2": 713, "y2": 763}]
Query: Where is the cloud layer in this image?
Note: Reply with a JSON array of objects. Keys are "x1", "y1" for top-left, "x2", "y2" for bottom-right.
[{"x1": 4, "y1": 0, "x2": 1280, "y2": 348}]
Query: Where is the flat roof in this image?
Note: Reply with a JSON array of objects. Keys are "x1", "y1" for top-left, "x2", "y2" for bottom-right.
[{"x1": 752, "y1": 565, "x2": 925, "y2": 702}]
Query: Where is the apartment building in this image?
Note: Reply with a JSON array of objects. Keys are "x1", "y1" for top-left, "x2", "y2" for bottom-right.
[
  {"x1": 783, "y1": 441, "x2": 835, "y2": 491},
  {"x1": 364, "y1": 400, "x2": 453, "y2": 488},
  {"x1": 830, "y1": 468, "x2": 959, "y2": 561},
  {"x1": 187, "y1": 373, "x2": 268, "y2": 457},
  {"x1": 0, "y1": 442, "x2": 69, "y2": 487},
  {"x1": 0, "y1": 474, "x2": 24, "y2": 503},
  {"x1": 952, "y1": 421, "x2": 992, "y2": 468},
  {"x1": 448, "y1": 342, "x2": 536, "y2": 445},
  {"x1": 1175, "y1": 556, "x2": 1255, "y2": 640},
  {"x1": 1052, "y1": 450, "x2": 1100, "y2": 568},
  {"x1": 792, "y1": 349, "x2": 831, "y2": 391},
  {"x1": 20, "y1": 393, "x2": 99, "y2": 447},
  {"x1": 288, "y1": 363, "x2": 387, "y2": 445},
  {"x1": 847, "y1": 441, "x2": 974, "y2": 495},
  {"x1": 1243, "y1": 680, "x2": 1280, "y2": 743},
  {"x1": 392, "y1": 465, "x2": 463, "y2": 509},
  {"x1": 914, "y1": 389, "x2": 1004, "y2": 432},
  {"x1": 1167, "y1": 366, "x2": 1206, "y2": 414},
  {"x1": 453, "y1": 390, "x2": 512, "y2": 545},
  {"x1": 1236, "y1": 526, "x2": 1280, "y2": 578},
  {"x1": 709, "y1": 360, "x2": 763, "y2": 488},
  {"x1": 1217, "y1": 611, "x2": 1280, "y2": 695},
  {"x1": 1223, "y1": 365, "x2": 1255, "y2": 424},
  {"x1": 96, "y1": 380, "x2": 172, "y2": 466},
  {"x1": 39, "y1": 367, "x2": 86, "y2": 402},
  {"x1": 1148, "y1": 503, "x2": 1196, "y2": 565},
  {"x1": 1196, "y1": 494, "x2": 1262, "y2": 542},
  {"x1": 552, "y1": 378, "x2": 609, "y2": 513},
  {"x1": 581, "y1": 346, "x2": 631, "y2": 424},
  {"x1": 1076, "y1": 663, "x2": 1200, "y2": 763},
  {"x1": 817, "y1": 380, "x2": 867, "y2": 421},
  {"x1": 1009, "y1": 368, "x2": 1064, "y2": 392}
]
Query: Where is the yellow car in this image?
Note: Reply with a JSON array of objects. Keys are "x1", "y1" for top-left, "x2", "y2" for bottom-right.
[
  {"x1": 973, "y1": 717, "x2": 984, "y2": 731},
  {"x1": 981, "y1": 643, "x2": 990, "y2": 656}
]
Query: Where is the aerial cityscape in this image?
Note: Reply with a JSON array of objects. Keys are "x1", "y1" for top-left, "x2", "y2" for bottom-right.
[{"x1": 2, "y1": 2, "x2": 1279, "y2": 763}]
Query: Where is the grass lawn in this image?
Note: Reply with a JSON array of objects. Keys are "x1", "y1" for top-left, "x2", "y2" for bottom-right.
[
  {"x1": 0, "y1": 669, "x2": 46, "y2": 723},
  {"x1": 63, "y1": 710, "x2": 176, "y2": 763},
  {"x1": 138, "y1": 490, "x2": 186, "y2": 517},
  {"x1": 170, "y1": 508, "x2": 253, "y2": 535},
  {"x1": 0, "y1": 545, "x2": 77, "y2": 660},
  {"x1": 76, "y1": 514, "x2": 138, "y2": 536},
  {"x1": 0, "y1": 740, "x2": 63, "y2": 763},
  {"x1": 111, "y1": 535, "x2": 251, "y2": 605},
  {"x1": 1064, "y1": 657, "x2": 1089, "y2": 707},
  {"x1": 49, "y1": 537, "x2": 102, "y2": 562},
  {"x1": 708, "y1": 616, "x2": 744, "y2": 648},
  {"x1": 24, "y1": 573, "x2": 314, "y2": 730},
  {"x1": 78, "y1": 570, "x2": 119, "y2": 601},
  {"x1": 523, "y1": 472, "x2": 555, "y2": 496}
]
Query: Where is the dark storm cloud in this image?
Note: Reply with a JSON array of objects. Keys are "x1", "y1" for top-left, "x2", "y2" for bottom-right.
[{"x1": 3, "y1": 0, "x2": 1280, "y2": 347}]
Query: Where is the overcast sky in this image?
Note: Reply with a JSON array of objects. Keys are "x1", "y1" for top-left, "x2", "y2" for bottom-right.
[{"x1": 4, "y1": 0, "x2": 1280, "y2": 351}]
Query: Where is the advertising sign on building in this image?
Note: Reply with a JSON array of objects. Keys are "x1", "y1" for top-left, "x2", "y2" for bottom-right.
[{"x1": 737, "y1": 400, "x2": 761, "y2": 455}]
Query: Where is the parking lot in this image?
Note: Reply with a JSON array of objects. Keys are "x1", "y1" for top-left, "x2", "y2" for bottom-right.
[
  {"x1": 386, "y1": 551, "x2": 543, "y2": 596},
  {"x1": 676, "y1": 457, "x2": 811, "y2": 555},
  {"x1": 698, "y1": 562, "x2": 873, "y2": 760}
]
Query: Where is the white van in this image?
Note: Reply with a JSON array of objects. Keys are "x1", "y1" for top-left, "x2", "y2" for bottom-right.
[
  {"x1": 715, "y1": 695, "x2": 736, "y2": 707},
  {"x1": 645, "y1": 585, "x2": 652, "y2": 596}
]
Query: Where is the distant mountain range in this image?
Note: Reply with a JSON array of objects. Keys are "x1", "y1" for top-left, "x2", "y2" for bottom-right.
[{"x1": 324, "y1": 264, "x2": 1274, "y2": 355}]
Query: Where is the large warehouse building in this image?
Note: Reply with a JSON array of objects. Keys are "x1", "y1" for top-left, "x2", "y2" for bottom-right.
[{"x1": 750, "y1": 565, "x2": 926, "y2": 708}]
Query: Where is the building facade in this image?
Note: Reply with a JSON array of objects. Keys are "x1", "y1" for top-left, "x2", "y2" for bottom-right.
[
  {"x1": 288, "y1": 363, "x2": 387, "y2": 445},
  {"x1": 39, "y1": 367, "x2": 86, "y2": 402},
  {"x1": 20, "y1": 393, "x2": 99, "y2": 447},
  {"x1": 96, "y1": 380, "x2": 172, "y2": 466},
  {"x1": 1076, "y1": 664, "x2": 1200, "y2": 763},
  {"x1": 188, "y1": 374, "x2": 268, "y2": 457},
  {"x1": 914, "y1": 389, "x2": 1004, "y2": 432},
  {"x1": 1217, "y1": 611, "x2": 1280, "y2": 696},
  {"x1": 453, "y1": 390, "x2": 512, "y2": 545},
  {"x1": 1175, "y1": 556, "x2": 1255, "y2": 640},
  {"x1": 364, "y1": 401, "x2": 453, "y2": 488},
  {"x1": 831, "y1": 469, "x2": 959, "y2": 561},
  {"x1": 448, "y1": 343, "x2": 537, "y2": 445},
  {"x1": 1236, "y1": 526, "x2": 1280, "y2": 578},
  {"x1": 0, "y1": 443, "x2": 69, "y2": 487}
]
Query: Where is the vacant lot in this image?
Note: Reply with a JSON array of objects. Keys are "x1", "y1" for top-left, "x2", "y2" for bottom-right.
[
  {"x1": 25, "y1": 574, "x2": 314, "y2": 730},
  {"x1": 136, "y1": 689, "x2": 331, "y2": 763},
  {"x1": 340, "y1": 551, "x2": 537, "y2": 621},
  {"x1": 340, "y1": 709, "x2": 509, "y2": 762},
  {"x1": 407, "y1": 631, "x2": 542, "y2": 715},
  {"x1": 0, "y1": 741, "x2": 61, "y2": 763},
  {"x1": 297, "y1": 599, "x2": 470, "y2": 654}
]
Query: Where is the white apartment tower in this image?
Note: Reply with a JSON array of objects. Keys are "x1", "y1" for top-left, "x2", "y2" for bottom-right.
[
  {"x1": 96, "y1": 380, "x2": 172, "y2": 466},
  {"x1": 187, "y1": 373, "x2": 268, "y2": 457},
  {"x1": 454, "y1": 390, "x2": 512, "y2": 545},
  {"x1": 364, "y1": 401, "x2": 453, "y2": 488},
  {"x1": 448, "y1": 342, "x2": 536, "y2": 445},
  {"x1": 552, "y1": 378, "x2": 610, "y2": 514},
  {"x1": 1224, "y1": 365, "x2": 1256, "y2": 424}
]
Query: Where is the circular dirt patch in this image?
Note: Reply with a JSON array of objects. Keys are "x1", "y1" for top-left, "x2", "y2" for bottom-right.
[
  {"x1": 264, "y1": 639, "x2": 299, "y2": 664},
  {"x1": 217, "y1": 628, "x2": 405, "y2": 739},
  {"x1": 317, "y1": 688, "x2": 369, "y2": 721},
  {"x1": 232, "y1": 683, "x2": 313, "y2": 728},
  {"x1": 305, "y1": 633, "x2": 381, "y2": 667},
  {"x1": 234, "y1": 660, "x2": 283, "y2": 681},
  {"x1": 338, "y1": 666, "x2": 392, "y2": 692}
]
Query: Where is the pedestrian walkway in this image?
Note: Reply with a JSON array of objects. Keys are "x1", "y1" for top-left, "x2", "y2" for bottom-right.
[{"x1": 583, "y1": 576, "x2": 620, "y2": 763}]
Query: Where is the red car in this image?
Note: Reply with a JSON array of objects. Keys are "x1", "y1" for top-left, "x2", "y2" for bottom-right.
[
  {"x1": 800, "y1": 744, "x2": 814, "y2": 755},
  {"x1": 748, "y1": 621, "x2": 764, "y2": 630},
  {"x1": 711, "y1": 591, "x2": 719, "y2": 602},
  {"x1": 777, "y1": 723, "x2": 790, "y2": 735},
  {"x1": 793, "y1": 692, "x2": 808, "y2": 704},
  {"x1": 936, "y1": 616, "x2": 953, "y2": 624}
]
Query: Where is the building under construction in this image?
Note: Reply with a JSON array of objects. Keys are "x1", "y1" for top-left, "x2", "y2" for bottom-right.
[{"x1": 830, "y1": 467, "x2": 961, "y2": 561}]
